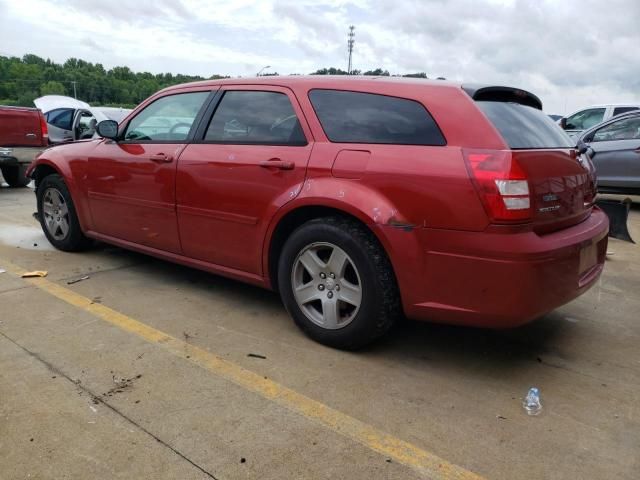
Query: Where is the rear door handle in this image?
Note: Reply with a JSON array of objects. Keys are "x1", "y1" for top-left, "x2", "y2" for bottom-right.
[
  {"x1": 259, "y1": 158, "x2": 294, "y2": 170},
  {"x1": 150, "y1": 153, "x2": 172, "y2": 163},
  {"x1": 25, "y1": 133, "x2": 37, "y2": 139}
]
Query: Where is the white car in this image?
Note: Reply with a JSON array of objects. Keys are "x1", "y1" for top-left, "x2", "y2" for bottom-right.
[
  {"x1": 33, "y1": 96, "x2": 132, "y2": 144},
  {"x1": 559, "y1": 104, "x2": 640, "y2": 140}
]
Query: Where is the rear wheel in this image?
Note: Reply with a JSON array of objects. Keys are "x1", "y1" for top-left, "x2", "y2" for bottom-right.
[
  {"x1": 1, "y1": 165, "x2": 30, "y2": 188},
  {"x1": 37, "y1": 174, "x2": 92, "y2": 251},
  {"x1": 278, "y1": 216, "x2": 400, "y2": 350}
]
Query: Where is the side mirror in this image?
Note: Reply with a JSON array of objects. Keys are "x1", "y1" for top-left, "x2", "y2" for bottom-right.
[
  {"x1": 560, "y1": 117, "x2": 567, "y2": 130},
  {"x1": 96, "y1": 120, "x2": 119, "y2": 140},
  {"x1": 577, "y1": 141, "x2": 590, "y2": 155}
]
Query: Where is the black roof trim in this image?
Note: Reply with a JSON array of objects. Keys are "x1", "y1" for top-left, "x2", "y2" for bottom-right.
[{"x1": 462, "y1": 84, "x2": 543, "y2": 110}]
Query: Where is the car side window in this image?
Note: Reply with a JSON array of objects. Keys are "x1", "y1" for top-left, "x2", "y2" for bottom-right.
[
  {"x1": 308, "y1": 89, "x2": 445, "y2": 145},
  {"x1": 124, "y1": 92, "x2": 209, "y2": 142},
  {"x1": 565, "y1": 108, "x2": 605, "y2": 130},
  {"x1": 204, "y1": 91, "x2": 306, "y2": 145},
  {"x1": 591, "y1": 117, "x2": 640, "y2": 142},
  {"x1": 47, "y1": 108, "x2": 74, "y2": 131},
  {"x1": 612, "y1": 107, "x2": 639, "y2": 117}
]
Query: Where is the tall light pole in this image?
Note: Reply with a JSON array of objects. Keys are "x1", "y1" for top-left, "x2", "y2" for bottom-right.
[
  {"x1": 347, "y1": 26, "x2": 355, "y2": 74},
  {"x1": 71, "y1": 80, "x2": 77, "y2": 99},
  {"x1": 256, "y1": 65, "x2": 271, "y2": 76}
]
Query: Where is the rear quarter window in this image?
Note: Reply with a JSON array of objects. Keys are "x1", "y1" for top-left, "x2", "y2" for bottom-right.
[
  {"x1": 308, "y1": 89, "x2": 446, "y2": 145},
  {"x1": 477, "y1": 101, "x2": 573, "y2": 149}
]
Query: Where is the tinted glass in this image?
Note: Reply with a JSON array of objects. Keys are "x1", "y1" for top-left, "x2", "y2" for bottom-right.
[
  {"x1": 205, "y1": 91, "x2": 306, "y2": 145},
  {"x1": 592, "y1": 116, "x2": 640, "y2": 142},
  {"x1": 564, "y1": 108, "x2": 605, "y2": 130},
  {"x1": 124, "y1": 92, "x2": 209, "y2": 142},
  {"x1": 477, "y1": 101, "x2": 573, "y2": 149},
  {"x1": 308, "y1": 89, "x2": 445, "y2": 145},
  {"x1": 612, "y1": 106, "x2": 639, "y2": 117},
  {"x1": 47, "y1": 108, "x2": 73, "y2": 130}
]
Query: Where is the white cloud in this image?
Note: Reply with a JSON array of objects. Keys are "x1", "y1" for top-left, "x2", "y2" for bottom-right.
[{"x1": 1, "y1": 0, "x2": 639, "y2": 113}]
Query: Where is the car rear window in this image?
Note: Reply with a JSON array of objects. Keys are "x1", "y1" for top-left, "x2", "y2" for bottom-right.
[
  {"x1": 308, "y1": 89, "x2": 446, "y2": 145},
  {"x1": 477, "y1": 101, "x2": 573, "y2": 149}
]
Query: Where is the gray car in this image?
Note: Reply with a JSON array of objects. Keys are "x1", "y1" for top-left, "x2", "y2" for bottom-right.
[{"x1": 579, "y1": 111, "x2": 640, "y2": 195}]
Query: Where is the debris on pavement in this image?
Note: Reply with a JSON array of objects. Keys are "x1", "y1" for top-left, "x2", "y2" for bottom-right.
[
  {"x1": 102, "y1": 374, "x2": 142, "y2": 398},
  {"x1": 0, "y1": 268, "x2": 6, "y2": 274},
  {"x1": 67, "y1": 275, "x2": 90, "y2": 285},
  {"x1": 523, "y1": 387, "x2": 542, "y2": 416},
  {"x1": 247, "y1": 353, "x2": 267, "y2": 359},
  {"x1": 21, "y1": 270, "x2": 48, "y2": 278}
]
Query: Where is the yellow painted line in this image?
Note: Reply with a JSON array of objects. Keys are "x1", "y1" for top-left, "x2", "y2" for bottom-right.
[{"x1": 1, "y1": 258, "x2": 485, "y2": 480}]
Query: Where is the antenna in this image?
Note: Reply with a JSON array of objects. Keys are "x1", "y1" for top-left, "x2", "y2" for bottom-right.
[{"x1": 347, "y1": 26, "x2": 355, "y2": 74}]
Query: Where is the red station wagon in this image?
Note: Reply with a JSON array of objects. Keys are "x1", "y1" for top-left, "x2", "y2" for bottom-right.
[{"x1": 27, "y1": 77, "x2": 609, "y2": 349}]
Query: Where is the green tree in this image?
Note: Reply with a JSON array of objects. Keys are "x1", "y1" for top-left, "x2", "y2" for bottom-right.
[
  {"x1": 40, "y1": 81, "x2": 66, "y2": 96},
  {"x1": 311, "y1": 67, "x2": 350, "y2": 75},
  {"x1": 363, "y1": 68, "x2": 390, "y2": 76},
  {"x1": 403, "y1": 73, "x2": 428, "y2": 78}
]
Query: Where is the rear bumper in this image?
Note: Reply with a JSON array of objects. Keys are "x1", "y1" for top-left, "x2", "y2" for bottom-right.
[
  {"x1": 0, "y1": 147, "x2": 44, "y2": 166},
  {"x1": 380, "y1": 208, "x2": 609, "y2": 328}
]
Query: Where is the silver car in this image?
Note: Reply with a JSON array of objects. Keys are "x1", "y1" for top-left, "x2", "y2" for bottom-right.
[{"x1": 579, "y1": 111, "x2": 640, "y2": 195}]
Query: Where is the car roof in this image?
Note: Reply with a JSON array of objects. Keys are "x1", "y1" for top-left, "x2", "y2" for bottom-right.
[
  {"x1": 158, "y1": 76, "x2": 543, "y2": 109},
  {"x1": 574, "y1": 103, "x2": 640, "y2": 109},
  {"x1": 161, "y1": 75, "x2": 461, "y2": 91}
]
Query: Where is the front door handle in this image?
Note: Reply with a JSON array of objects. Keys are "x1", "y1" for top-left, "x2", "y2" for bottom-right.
[
  {"x1": 150, "y1": 153, "x2": 172, "y2": 163},
  {"x1": 259, "y1": 158, "x2": 294, "y2": 170}
]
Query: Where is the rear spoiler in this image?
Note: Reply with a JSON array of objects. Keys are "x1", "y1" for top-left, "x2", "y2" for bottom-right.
[{"x1": 462, "y1": 84, "x2": 543, "y2": 110}]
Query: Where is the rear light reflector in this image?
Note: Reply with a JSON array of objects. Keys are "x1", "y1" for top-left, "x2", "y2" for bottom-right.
[
  {"x1": 495, "y1": 179, "x2": 529, "y2": 196},
  {"x1": 39, "y1": 113, "x2": 49, "y2": 144},
  {"x1": 463, "y1": 149, "x2": 532, "y2": 223},
  {"x1": 503, "y1": 196, "x2": 530, "y2": 210}
]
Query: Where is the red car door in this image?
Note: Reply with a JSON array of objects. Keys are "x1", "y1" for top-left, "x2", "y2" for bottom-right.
[
  {"x1": 88, "y1": 90, "x2": 212, "y2": 253},
  {"x1": 176, "y1": 86, "x2": 314, "y2": 275}
]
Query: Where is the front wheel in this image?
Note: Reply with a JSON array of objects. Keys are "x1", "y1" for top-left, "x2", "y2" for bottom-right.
[
  {"x1": 278, "y1": 216, "x2": 401, "y2": 350},
  {"x1": 37, "y1": 174, "x2": 92, "y2": 251}
]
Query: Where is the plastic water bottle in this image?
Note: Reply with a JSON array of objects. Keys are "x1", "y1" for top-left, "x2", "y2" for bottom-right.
[{"x1": 523, "y1": 387, "x2": 542, "y2": 416}]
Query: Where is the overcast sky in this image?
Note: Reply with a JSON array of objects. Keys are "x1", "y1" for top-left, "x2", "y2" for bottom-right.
[{"x1": 1, "y1": 0, "x2": 638, "y2": 114}]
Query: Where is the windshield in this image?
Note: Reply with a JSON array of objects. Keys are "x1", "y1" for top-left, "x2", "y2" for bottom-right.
[{"x1": 477, "y1": 101, "x2": 574, "y2": 149}]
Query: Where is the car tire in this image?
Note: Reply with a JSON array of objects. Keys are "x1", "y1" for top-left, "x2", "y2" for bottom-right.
[
  {"x1": 37, "y1": 174, "x2": 92, "y2": 251},
  {"x1": 1, "y1": 165, "x2": 30, "y2": 188},
  {"x1": 278, "y1": 216, "x2": 401, "y2": 350}
]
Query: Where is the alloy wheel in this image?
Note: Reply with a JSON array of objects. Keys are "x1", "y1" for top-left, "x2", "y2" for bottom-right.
[
  {"x1": 42, "y1": 187, "x2": 70, "y2": 241},
  {"x1": 291, "y1": 242, "x2": 362, "y2": 330}
]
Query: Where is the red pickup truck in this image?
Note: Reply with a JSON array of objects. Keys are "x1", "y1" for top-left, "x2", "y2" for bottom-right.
[{"x1": 0, "y1": 106, "x2": 49, "y2": 187}]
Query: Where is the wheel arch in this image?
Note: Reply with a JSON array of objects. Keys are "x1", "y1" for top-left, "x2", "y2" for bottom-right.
[
  {"x1": 29, "y1": 157, "x2": 91, "y2": 233},
  {"x1": 30, "y1": 162, "x2": 62, "y2": 190},
  {"x1": 264, "y1": 201, "x2": 398, "y2": 293}
]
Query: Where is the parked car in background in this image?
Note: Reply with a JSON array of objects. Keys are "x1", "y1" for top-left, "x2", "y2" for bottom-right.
[
  {"x1": 27, "y1": 77, "x2": 608, "y2": 349},
  {"x1": 0, "y1": 105, "x2": 48, "y2": 187},
  {"x1": 579, "y1": 110, "x2": 640, "y2": 195},
  {"x1": 34, "y1": 96, "x2": 132, "y2": 143},
  {"x1": 95, "y1": 106, "x2": 133, "y2": 123},
  {"x1": 560, "y1": 104, "x2": 640, "y2": 140}
]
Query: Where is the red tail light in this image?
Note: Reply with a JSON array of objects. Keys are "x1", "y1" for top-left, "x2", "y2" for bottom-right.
[
  {"x1": 39, "y1": 112, "x2": 49, "y2": 145},
  {"x1": 463, "y1": 149, "x2": 532, "y2": 223}
]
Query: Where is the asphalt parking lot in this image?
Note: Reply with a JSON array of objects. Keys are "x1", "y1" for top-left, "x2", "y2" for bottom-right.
[{"x1": 1, "y1": 183, "x2": 639, "y2": 480}]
